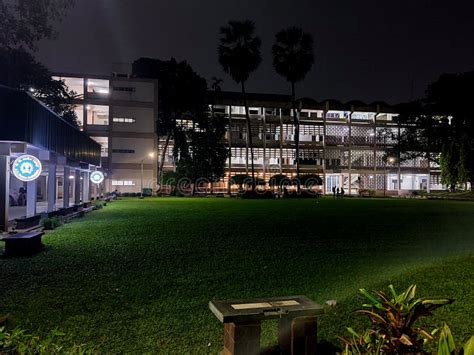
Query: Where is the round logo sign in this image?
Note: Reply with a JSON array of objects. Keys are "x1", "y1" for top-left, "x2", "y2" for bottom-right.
[
  {"x1": 90, "y1": 171, "x2": 105, "y2": 184},
  {"x1": 12, "y1": 155, "x2": 42, "y2": 182}
]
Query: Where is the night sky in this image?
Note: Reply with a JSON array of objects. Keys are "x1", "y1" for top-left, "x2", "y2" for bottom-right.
[{"x1": 37, "y1": 0, "x2": 474, "y2": 104}]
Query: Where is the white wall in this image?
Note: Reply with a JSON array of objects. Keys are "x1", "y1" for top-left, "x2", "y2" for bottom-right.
[
  {"x1": 112, "y1": 106, "x2": 155, "y2": 133},
  {"x1": 111, "y1": 80, "x2": 155, "y2": 102}
]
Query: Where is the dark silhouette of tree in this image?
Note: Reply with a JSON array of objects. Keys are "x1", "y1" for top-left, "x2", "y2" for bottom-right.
[
  {"x1": 0, "y1": 0, "x2": 74, "y2": 51},
  {"x1": 394, "y1": 71, "x2": 474, "y2": 191},
  {"x1": 132, "y1": 57, "x2": 208, "y2": 186},
  {"x1": 272, "y1": 27, "x2": 314, "y2": 191},
  {"x1": 218, "y1": 20, "x2": 261, "y2": 191}
]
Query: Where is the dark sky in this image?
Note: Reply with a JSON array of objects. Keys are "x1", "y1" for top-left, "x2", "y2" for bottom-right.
[{"x1": 37, "y1": 0, "x2": 474, "y2": 104}]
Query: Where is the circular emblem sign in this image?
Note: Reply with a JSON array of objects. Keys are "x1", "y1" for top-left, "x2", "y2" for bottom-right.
[
  {"x1": 12, "y1": 155, "x2": 42, "y2": 182},
  {"x1": 90, "y1": 171, "x2": 104, "y2": 184}
]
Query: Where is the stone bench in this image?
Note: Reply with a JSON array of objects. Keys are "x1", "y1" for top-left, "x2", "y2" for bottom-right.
[
  {"x1": 0, "y1": 231, "x2": 44, "y2": 257},
  {"x1": 14, "y1": 215, "x2": 41, "y2": 230},
  {"x1": 209, "y1": 295, "x2": 324, "y2": 355}
]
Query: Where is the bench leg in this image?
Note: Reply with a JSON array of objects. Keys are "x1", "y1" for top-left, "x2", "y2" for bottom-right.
[
  {"x1": 278, "y1": 317, "x2": 292, "y2": 353},
  {"x1": 223, "y1": 321, "x2": 261, "y2": 355},
  {"x1": 291, "y1": 316, "x2": 318, "y2": 355}
]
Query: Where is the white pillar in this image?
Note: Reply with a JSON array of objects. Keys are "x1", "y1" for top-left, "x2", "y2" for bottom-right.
[
  {"x1": 74, "y1": 169, "x2": 81, "y2": 205},
  {"x1": 47, "y1": 163, "x2": 57, "y2": 212},
  {"x1": 63, "y1": 166, "x2": 70, "y2": 208},
  {"x1": 0, "y1": 155, "x2": 10, "y2": 232},
  {"x1": 26, "y1": 179, "x2": 37, "y2": 217},
  {"x1": 82, "y1": 171, "x2": 90, "y2": 203}
]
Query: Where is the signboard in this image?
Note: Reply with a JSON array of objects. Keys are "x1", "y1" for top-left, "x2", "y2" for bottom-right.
[
  {"x1": 11, "y1": 155, "x2": 42, "y2": 182},
  {"x1": 90, "y1": 171, "x2": 104, "y2": 184}
]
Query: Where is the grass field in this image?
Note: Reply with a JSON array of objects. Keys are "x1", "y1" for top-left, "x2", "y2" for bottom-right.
[{"x1": 1, "y1": 197, "x2": 473, "y2": 353}]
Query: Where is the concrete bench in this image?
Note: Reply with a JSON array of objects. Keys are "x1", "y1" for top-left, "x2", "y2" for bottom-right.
[
  {"x1": 209, "y1": 295, "x2": 324, "y2": 355},
  {"x1": 0, "y1": 231, "x2": 44, "y2": 257},
  {"x1": 15, "y1": 215, "x2": 41, "y2": 230}
]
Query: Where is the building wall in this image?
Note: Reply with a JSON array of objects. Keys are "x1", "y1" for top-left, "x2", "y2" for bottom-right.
[{"x1": 54, "y1": 73, "x2": 159, "y2": 194}]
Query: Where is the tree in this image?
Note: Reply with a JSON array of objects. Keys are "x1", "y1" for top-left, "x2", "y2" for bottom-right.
[
  {"x1": 175, "y1": 106, "x2": 228, "y2": 195},
  {"x1": 272, "y1": 27, "x2": 314, "y2": 191},
  {"x1": 0, "y1": 47, "x2": 79, "y2": 126},
  {"x1": 0, "y1": 0, "x2": 74, "y2": 51},
  {"x1": 132, "y1": 58, "x2": 208, "y2": 186},
  {"x1": 395, "y1": 71, "x2": 474, "y2": 191},
  {"x1": 218, "y1": 20, "x2": 262, "y2": 191}
]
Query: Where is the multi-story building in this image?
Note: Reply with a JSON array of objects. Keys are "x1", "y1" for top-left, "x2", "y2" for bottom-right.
[
  {"x1": 53, "y1": 70, "x2": 159, "y2": 194},
  {"x1": 160, "y1": 91, "x2": 443, "y2": 195}
]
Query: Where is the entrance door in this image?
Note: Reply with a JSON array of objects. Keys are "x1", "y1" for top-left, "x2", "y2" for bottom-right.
[{"x1": 326, "y1": 175, "x2": 340, "y2": 194}]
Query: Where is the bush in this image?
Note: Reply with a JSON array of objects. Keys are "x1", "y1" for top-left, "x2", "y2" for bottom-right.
[
  {"x1": 92, "y1": 200, "x2": 105, "y2": 210},
  {"x1": 238, "y1": 190, "x2": 275, "y2": 199},
  {"x1": 283, "y1": 190, "x2": 321, "y2": 198},
  {"x1": 0, "y1": 326, "x2": 94, "y2": 354},
  {"x1": 41, "y1": 217, "x2": 61, "y2": 230},
  {"x1": 359, "y1": 189, "x2": 375, "y2": 197},
  {"x1": 339, "y1": 284, "x2": 454, "y2": 354}
]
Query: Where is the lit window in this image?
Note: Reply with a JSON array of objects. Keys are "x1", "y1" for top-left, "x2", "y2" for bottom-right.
[
  {"x1": 111, "y1": 180, "x2": 135, "y2": 186},
  {"x1": 86, "y1": 105, "x2": 109, "y2": 125},
  {"x1": 87, "y1": 79, "x2": 109, "y2": 95},
  {"x1": 113, "y1": 117, "x2": 136, "y2": 123}
]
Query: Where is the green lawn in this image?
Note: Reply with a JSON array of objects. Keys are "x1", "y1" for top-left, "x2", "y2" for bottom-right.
[{"x1": 1, "y1": 197, "x2": 473, "y2": 353}]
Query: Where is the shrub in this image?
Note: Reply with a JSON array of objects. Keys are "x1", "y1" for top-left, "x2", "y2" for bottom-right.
[
  {"x1": 92, "y1": 200, "x2": 105, "y2": 210},
  {"x1": 438, "y1": 323, "x2": 474, "y2": 355},
  {"x1": 0, "y1": 326, "x2": 94, "y2": 354},
  {"x1": 339, "y1": 284, "x2": 454, "y2": 354},
  {"x1": 41, "y1": 217, "x2": 61, "y2": 230},
  {"x1": 359, "y1": 189, "x2": 375, "y2": 197}
]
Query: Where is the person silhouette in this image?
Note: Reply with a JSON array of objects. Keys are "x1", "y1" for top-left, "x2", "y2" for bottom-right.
[
  {"x1": 332, "y1": 186, "x2": 336, "y2": 198},
  {"x1": 336, "y1": 187, "x2": 340, "y2": 198},
  {"x1": 341, "y1": 187, "x2": 345, "y2": 198}
]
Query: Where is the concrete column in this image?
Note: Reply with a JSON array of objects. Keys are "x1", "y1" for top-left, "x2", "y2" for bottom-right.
[
  {"x1": 223, "y1": 322, "x2": 261, "y2": 355},
  {"x1": 26, "y1": 179, "x2": 37, "y2": 218},
  {"x1": 63, "y1": 166, "x2": 70, "y2": 208},
  {"x1": 0, "y1": 155, "x2": 10, "y2": 232},
  {"x1": 228, "y1": 105, "x2": 233, "y2": 195},
  {"x1": 82, "y1": 171, "x2": 90, "y2": 203},
  {"x1": 74, "y1": 169, "x2": 81, "y2": 205},
  {"x1": 47, "y1": 163, "x2": 57, "y2": 212},
  {"x1": 348, "y1": 109, "x2": 353, "y2": 195}
]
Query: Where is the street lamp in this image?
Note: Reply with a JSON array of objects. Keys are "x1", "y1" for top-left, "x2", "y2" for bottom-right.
[{"x1": 140, "y1": 152, "x2": 155, "y2": 199}]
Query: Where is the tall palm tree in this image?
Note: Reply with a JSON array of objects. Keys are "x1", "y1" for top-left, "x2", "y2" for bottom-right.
[
  {"x1": 272, "y1": 27, "x2": 314, "y2": 190},
  {"x1": 218, "y1": 20, "x2": 261, "y2": 190}
]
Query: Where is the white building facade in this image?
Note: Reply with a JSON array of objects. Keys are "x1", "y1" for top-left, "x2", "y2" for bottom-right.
[{"x1": 53, "y1": 73, "x2": 159, "y2": 194}]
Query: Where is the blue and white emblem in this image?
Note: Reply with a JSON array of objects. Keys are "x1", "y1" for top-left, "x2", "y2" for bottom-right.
[
  {"x1": 90, "y1": 171, "x2": 104, "y2": 184},
  {"x1": 12, "y1": 155, "x2": 42, "y2": 182}
]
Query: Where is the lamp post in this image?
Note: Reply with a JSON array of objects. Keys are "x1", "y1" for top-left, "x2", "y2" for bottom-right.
[{"x1": 140, "y1": 152, "x2": 155, "y2": 199}]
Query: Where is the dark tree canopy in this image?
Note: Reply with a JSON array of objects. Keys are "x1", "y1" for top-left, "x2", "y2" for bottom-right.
[
  {"x1": 272, "y1": 27, "x2": 314, "y2": 84},
  {"x1": 395, "y1": 71, "x2": 474, "y2": 190},
  {"x1": 218, "y1": 20, "x2": 262, "y2": 84},
  {"x1": 0, "y1": 0, "x2": 74, "y2": 51},
  {"x1": 0, "y1": 47, "x2": 78, "y2": 127}
]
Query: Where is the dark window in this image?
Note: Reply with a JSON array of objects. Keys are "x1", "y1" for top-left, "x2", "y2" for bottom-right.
[{"x1": 112, "y1": 149, "x2": 135, "y2": 154}]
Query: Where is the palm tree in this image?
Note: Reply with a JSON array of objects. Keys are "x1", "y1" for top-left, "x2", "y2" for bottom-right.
[
  {"x1": 218, "y1": 20, "x2": 261, "y2": 191},
  {"x1": 272, "y1": 27, "x2": 314, "y2": 191}
]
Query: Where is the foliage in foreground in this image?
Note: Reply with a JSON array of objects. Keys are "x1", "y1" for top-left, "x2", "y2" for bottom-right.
[
  {"x1": 0, "y1": 326, "x2": 94, "y2": 354},
  {"x1": 338, "y1": 284, "x2": 474, "y2": 354}
]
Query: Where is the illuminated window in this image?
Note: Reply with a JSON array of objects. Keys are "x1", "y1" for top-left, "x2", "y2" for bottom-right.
[
  {"x1": 53, "y1": 76, "x2": 84, "y2": 96},
  {"x1": 111, "y1": 180, "x2": 135, "y2": 186},
  {"x1": 113, "y1": 117, "x2": 136, "y2": 123},
  {"x1": 86, "y1": 79, "x2": 109, "y2": 95},
  {"x1": 91, "y1": 137, "x2": 109, "y2": 157},
  {"x1": 86, "y1": 105, "x2": 109, "y2": 125}
]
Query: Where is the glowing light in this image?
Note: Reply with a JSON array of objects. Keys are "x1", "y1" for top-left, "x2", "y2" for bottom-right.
[
  {"x1": 11, "y1": 155, "x2": 42, "y2": 182},
  {"x1": 69, "y1": 175, "x2": 75, "y2": 179},
  {"x1": 90, "y1": 171, "x2": 105, "y2": 184}
]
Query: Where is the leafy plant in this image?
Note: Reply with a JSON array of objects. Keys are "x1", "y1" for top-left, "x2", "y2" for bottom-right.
[
  {"x1": 41, "y1": 216, "x2": 61, "y2": 230},
  {"x1": 0, "y1": 326, "x2": 94, "y2": 354},
  {"x1": 339, "y1": 284, "x2": 454, "y2": 354},
  {"x1": 437, "y1": 323, "x2": 474, "y2": 355}
]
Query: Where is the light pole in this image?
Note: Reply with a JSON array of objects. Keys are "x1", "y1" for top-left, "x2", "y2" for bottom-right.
[{"x1": 140, "y1": 152, "x2": 155, "y2": 199}]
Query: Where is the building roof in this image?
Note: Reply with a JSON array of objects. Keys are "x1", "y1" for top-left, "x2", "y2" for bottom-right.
[
  {"x1": 0, "y1": 86, "x2": 101, "y2": 166},
  {"x1": 209, "y1": 90, "x2": 397, "y2": 113}
]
